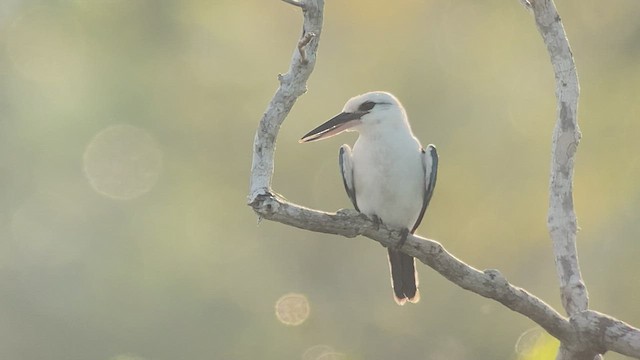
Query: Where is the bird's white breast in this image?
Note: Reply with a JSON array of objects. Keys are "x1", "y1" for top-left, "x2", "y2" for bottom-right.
[{"x1": 351, "y1": 132, "x2": 424, "y2": 229}]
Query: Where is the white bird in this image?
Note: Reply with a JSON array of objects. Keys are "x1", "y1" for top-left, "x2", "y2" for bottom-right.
[{"x1": 300, "y1": 91, "x2": 438, "y2": 305}]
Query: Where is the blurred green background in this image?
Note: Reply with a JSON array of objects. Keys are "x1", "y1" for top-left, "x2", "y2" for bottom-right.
[{"x1": 0, "y1": 0, "x2": 639, "y2": 359}]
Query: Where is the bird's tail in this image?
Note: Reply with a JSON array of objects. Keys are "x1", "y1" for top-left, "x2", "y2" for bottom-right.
[{"x1": 387, "y1": 249, "x2": 420, "y2": 305}]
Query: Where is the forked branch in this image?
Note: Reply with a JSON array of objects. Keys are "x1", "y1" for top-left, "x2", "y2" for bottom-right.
[{"x1": 247, "y1": 0, "x2": 640, "y2": 358}]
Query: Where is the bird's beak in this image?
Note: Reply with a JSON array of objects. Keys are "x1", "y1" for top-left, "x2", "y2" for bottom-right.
[{"x1": 299, "y1": 112, "x2": 363, "y2": 143}]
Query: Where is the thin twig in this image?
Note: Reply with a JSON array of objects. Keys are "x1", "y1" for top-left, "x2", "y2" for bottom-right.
[
  {"x1": 518, "y1": 0, "x2": 533, "y2": 11},
  {"x1": 281, "y1": 0, "x2": 304, "y2": 8}
]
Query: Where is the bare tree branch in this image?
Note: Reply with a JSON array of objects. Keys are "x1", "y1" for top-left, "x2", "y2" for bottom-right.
[
  {"x1": 526, "y1": 0, "x2": 596, "y2": 358},
  {"x1": 576, "y1": 311, "x2": 640, "y2": 358},
  {"x1": 529, "y1": 0, "x2": 586, "y2": 318},
  {"x1": 247, "y1": 0, "x2": 640, "y2": 358},
  {"x1": 248, "y1": 193, "x2": 640, "y2": 358},
  {"x1": 248, "y1": 0, "x2": 323, "y2": 204},
  {"x1": 250, "y1": 193, "x2": 574, "y2": 341}
]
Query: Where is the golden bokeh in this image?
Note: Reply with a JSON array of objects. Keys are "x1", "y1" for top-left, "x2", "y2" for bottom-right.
[{"x1": 275, "y1": 293, "x2": 311, "y2": 326}]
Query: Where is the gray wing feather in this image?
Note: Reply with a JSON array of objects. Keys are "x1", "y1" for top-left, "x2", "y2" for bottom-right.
[
  {"x1": 410, "y1": 144, "x2": 438, "y2": 233},
  {"x1": 339, "y1": 144, "x2": 359, "y2": 211}
]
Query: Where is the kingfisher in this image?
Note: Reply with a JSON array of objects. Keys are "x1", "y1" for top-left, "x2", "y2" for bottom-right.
[{"x1": 300, "y1": 91, "x2": 438, "y2": 305}]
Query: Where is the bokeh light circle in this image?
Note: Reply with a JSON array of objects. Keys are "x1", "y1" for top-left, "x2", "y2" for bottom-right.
[
  {"x1": 83, "y1": 124, "x2": 163, "y2": 200},
  {"x1": 274, "y1": 292, "x2": 310, "y2": 326},
  {"x1": 302, "y1": 345, "x2": 336, "y2": 360},
  {"x1": 515, "y1": 326, "x2": 544, "y2": 357},
  {"x1": 303, "y1": 345, "x2": 346, "y2": 360},
  {"x1": 317, "y1": 352, "x2": 346, "y2": 360}
]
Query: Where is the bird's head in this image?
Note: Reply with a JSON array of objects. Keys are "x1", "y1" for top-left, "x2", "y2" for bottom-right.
[{"x1": 299, "y1": 91, "x2": 408, "y2": 143}]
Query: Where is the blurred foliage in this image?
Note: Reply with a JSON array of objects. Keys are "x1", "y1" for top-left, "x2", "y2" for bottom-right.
[{"x1": 0, "y1": 0, "x2": 639, "y2": 359}]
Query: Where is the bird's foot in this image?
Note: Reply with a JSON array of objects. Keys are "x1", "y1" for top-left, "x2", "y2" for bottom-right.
[
  {"x1": 370, "y1": 214, "x2": 383, "y2": 231},
  {"x1": 395, "y1": 228, "x2": 410, "y2": 250},
  {"x1": 369, "y1": 215, "x2": 387, "y2": 248}
]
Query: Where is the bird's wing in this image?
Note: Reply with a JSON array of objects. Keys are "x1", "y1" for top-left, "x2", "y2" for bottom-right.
[
  {"x1": 410, "y1": 144, "x2": 438, "y2": 233},
  {"x1": 339, "y1": 144, "x2": 359, "y2": 211}
]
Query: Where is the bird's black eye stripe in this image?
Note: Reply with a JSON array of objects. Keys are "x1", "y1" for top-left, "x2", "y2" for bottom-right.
[{"x1": 358, "y1": 101, "x2": 376, "y2": 112}]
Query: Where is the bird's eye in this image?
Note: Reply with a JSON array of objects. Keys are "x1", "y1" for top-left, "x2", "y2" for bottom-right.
[{"x1": 358, "y1": 101, "x2": 376, "y2": 112}]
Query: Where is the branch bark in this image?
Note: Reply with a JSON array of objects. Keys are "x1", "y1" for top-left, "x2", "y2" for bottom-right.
[
  {"x1": 527, "y1": 1, "x2": 593, "y2": 358},
  {"x1": 251, "y1": 193, "x2": 573, "y2": 341},
  {"x1": 247, "y1": 0, "x2": 640, "y2": 358},
  {"x1": 530, "y1": 0, "x2": 586, "y2": 318},
  {"x1": 248, "y1": 0, "x2": 323, "y2": 203}
]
